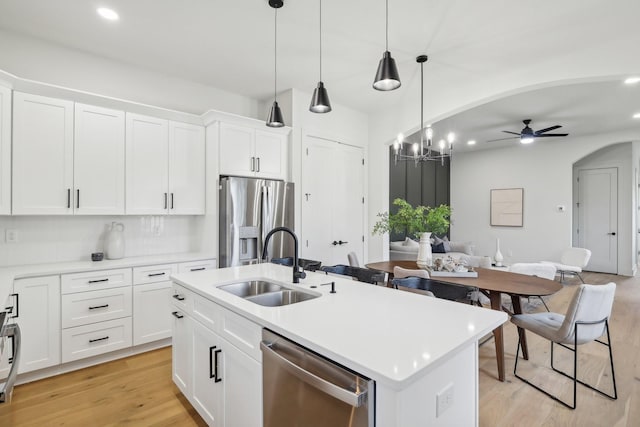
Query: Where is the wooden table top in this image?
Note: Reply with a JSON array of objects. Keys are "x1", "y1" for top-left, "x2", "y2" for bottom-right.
[{"x1": 365, "y1": 260, "x2": 562, "y2": 297}]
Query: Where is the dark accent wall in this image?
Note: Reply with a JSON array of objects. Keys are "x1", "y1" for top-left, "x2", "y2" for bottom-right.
[{"x1": 388, "y1": 145, "x2": 450, "y2": 241}]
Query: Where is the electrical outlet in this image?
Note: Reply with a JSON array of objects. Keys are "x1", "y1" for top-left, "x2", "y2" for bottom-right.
[
  {"x1": 436, "y1": 383, "x2": 454, "y2": 417},
  {"x1": 5, "y1": 229, "x2": 18, "y2": 243}
]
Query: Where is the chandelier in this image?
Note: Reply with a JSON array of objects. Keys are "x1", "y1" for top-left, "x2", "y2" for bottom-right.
[{"x1": 392, "y1": 55, "x2": 454, "y2": 166}]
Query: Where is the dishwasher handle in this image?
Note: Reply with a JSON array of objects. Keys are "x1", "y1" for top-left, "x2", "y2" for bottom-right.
[
  {"x1": 260, "y1": 341, "x2": 367, "y2": 407},
  {"x1": 0, "y1": 323, "x2": 21, "y2": 403}
]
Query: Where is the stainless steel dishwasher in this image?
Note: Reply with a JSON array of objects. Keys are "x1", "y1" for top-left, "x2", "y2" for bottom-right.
[{"x1": 261, "y1": 329, "x2": 374, "y2": 427}]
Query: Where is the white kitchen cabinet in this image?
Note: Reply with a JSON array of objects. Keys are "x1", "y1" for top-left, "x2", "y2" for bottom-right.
[
  {"x1": 169, "y1": 121, "x2": 205, "y2": 215},
  {"x1": 172, "y1": 306, "x2": 192, "y2": 397},
  {"x1": 219, "y1": 122, "x2": 287, "y2": 180},
  {"x1": 13, "y1": 276, "x2": 61, "y2": 374},
  {"x1": 12, "y1": 92, "x2": 74, "y2": 215},
  {"x1": 191, "y1": 319, "x2": 223, "y2": 426},
  {"x1": 133, "y1": 282, "x2": 172, "y2": 345},
  {"x1": 61, "y1": 317, "x2": 132, "y2": 363},
  {"x1": 0, "y1": 85, "x2": 11, "y2": 215},
  {"x1": 177, "y1": 259, "x2": 217, "y2": 274},
  {"x1": 73, "y1": 103, "x2": 125, "y2": 215}
]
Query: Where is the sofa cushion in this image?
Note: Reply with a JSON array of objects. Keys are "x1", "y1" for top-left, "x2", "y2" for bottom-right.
[{"x1": 431, "y1": 242, "x2": 446, "y2": 253}]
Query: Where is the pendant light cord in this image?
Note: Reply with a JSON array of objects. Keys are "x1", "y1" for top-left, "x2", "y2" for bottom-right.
[
  {"x1": 274, "y1": 8, "x2": 278, "y2": 101},
  {"x1": 319, "y1": 0, "x2": 322, "y2": 81},
  {"x1": 385, "y1": 0, "x2": 389, "y2": 51}
]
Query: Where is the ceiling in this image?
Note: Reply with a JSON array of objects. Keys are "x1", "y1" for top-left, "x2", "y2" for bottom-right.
[{"x1": 0, "y1": 0, "x2": 639, "y2": 140}]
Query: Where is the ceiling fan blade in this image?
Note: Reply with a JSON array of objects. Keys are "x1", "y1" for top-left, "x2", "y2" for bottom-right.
[
  {"x1": 501, "y1": 131, "x2": 521, "y2": 135},
  {"x1": 486, "y1": 136, "x2": 519, "y2": 142},
  {"x1": 535, "y1": 125, "x2": 562, "y2": 135},
  {"x1": 535, "y1": 133, "x2": 568, "y2": 137}
]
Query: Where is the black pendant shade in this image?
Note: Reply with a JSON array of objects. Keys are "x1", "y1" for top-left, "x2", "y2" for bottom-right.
[
  {"x1": 266, "y1": 101, "x2": 285, "y2": 128},
  {"x1": 310, "y1": 82, "x2": 332, "y2": 113},
  {"x1": 373, "y1": 51, "x2": 401, "y2": 91}
]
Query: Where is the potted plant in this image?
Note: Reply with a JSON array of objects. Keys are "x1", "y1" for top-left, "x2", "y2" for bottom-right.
[{"x1": 372, "y1": 198, "x2": 451, "y2": 239}]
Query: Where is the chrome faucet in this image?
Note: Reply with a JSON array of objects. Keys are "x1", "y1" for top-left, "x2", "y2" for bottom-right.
[{"x1": 261, "y1": 227, "x2": 306, "y2": 283}]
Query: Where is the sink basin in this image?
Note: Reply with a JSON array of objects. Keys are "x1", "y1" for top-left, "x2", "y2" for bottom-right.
[
  {"x1": 218, "y1": 280, "x2": 284, "y2": 297},
  {"x1": 245, "y1": 290, "x2": 318, "y2": 307}
]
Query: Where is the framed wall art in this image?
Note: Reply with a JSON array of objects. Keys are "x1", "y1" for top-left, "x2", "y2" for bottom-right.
[{"x1": 490, "y1": 188, "x2": 523, "y2": 227}]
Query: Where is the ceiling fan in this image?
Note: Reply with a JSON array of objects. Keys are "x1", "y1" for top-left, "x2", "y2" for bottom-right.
[{"x1": 489, "y1": 119, "x2": 569, "y2": 144}]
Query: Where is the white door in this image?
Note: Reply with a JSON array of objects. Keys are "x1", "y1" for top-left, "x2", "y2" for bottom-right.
[
  {"x1": 14, "y1": 276, "x2": 61, "y2": 374},
  {"x1": 12, "y1": 92, "x2": 74, "y2": 215},
  {"x1": 191, "y1": 320, "x2": 223, "y2": 426},
  {"x1": 169, "y1": 121, "x2": 205, "y2": 215},
  {"x1": 125, "y1": 113, "x2": 169, "y2": 214},
  {"x1": 171, "y1": 308, "x2": 192, "y2": 397},
  {"x1": 255, "y1": 130, "x2": 286, "y2": 179},
  {"x1": 577, "y1": 167, "x2": 618, "y2": 273},
  {"x1": 302, "y1": 135, "x2": 365, "y2": 266},
  {"x1": 219, "y1": 123, "x2": 254, "y2": 177},
  {"x1": 132, "y1": 282, "x2": 172, "y2": 345},
  {"x1": 0, "y1": 86, "x2": 10, "y2": 215},
  {"x1": 74, "y1": 103, "x2": 125, "y2": 215}
]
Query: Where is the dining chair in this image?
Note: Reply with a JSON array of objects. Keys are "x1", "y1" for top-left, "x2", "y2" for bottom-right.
[
  {"x1": 392, "y1": 266, "x2": 434, "y2": 297},
  {"x1": 508, "y1": 263, "x2": 557, "y2": 311},
  {"x1": 347, "y1": 252, "x2": 360, "y2": 267},
  {"x1": 320, "y1": 265, "x2": 385, "y2": 285},
  {"x1": 391, "y1": 277, "x2": 477, "y2": 303},
  {"x1": 511, "y1": 282, "x2": 617, "y2": 409},
  {"x1": 541, "y1": 247, "x2": 591, "y2": 283}
]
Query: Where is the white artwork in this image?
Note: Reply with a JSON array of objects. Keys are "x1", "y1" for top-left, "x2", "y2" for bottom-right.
[{"x1": 490, "y1": 188, "x2": 523, "y2": 227}]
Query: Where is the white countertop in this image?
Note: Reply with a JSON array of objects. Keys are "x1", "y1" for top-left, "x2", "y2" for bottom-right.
[
  {"x1": 0, "y1": 252, "x2": 216, "y2": 303},
  {"x1": 171, "y1": 263, "x2": 508, "y2": 390}
]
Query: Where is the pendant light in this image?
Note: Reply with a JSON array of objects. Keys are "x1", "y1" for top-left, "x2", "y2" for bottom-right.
[
  {"x1": 373, "y1": 0, "x2": 401, "y2": 91},
  {"x1": 309, "y1": 0, "x2": 331, "y2": 113},
  {"x1": 266, "y1": 0, "x2": 285, "y2": 127}
]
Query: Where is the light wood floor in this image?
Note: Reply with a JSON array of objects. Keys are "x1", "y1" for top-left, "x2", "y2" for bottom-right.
[{"x1": 0, "y1": 271, "x2": 638, "y2": 426}]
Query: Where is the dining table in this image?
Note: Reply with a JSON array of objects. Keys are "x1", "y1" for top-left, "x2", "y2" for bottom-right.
[{"x1": 365, "y1": 260, "x2": 563, "y2": 382}]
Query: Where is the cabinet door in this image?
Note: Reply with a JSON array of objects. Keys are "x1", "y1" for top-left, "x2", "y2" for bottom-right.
[
  {"x1": 74, "y1": 104, "x2": 125, "y2": 215},
  {"x1": 219, "y1": 123, "x2": 254, "y2": 177},
  {"x1": 0, "y1": 86, "x2": 10, "y2": 215},
  {"x1": 14, "y1": 275, "x2": 61, "y2": 373},
  {"x1": 255, "y1": 130, "x2": 287, "y2": 180},
  {"x1": 126, "y1": 113, "x2": 169, "y2": 214},
  {"x1": 172, "y1": 308, "x2": 192, "y2": 397},
  {"x1": 221, "y1": 336, "x2": 262, "y2": 427},
  {"x1": 133, "y1": 281, "x2": 172, "y2": 345},
  {"x1": 12, "y1": 92, "x2": 74, "y2": 215},
  {"x1": 191, "y1": 320, "x2": 224, "y2": 426},
  {"x1": 169, "y1": 121, "x2": 205, "y2": 215}
]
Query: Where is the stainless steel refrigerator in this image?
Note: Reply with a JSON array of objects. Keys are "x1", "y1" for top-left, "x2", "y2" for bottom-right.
[{"x1": 219, "y1": 176, "x2": 294, "y2": 267}]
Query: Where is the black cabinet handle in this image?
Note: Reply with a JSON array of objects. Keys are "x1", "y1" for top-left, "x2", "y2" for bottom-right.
[
  {"x1": 9, "y1": 293, "x2": 18, "y2": 318},
  {"x1": 171, "y1": 193, "x2": 174, "y2": 209},
  {"x1": 89, "y1": 336, "x2": 109, "y2": 343},
  {"x1": 251, "y1": 157, "x2": 255, "y2": 172},
  {"x1": 88, "y1": 304, "x2": 109, "y2": 310},
  {"x1": 256, "y1": 157, "x2": 260, "y2": 172},
  {"x1": 76, "y1": 189, "x2": 80, "y2": 209},
  {"x1": 67, "y1": 188, "x2": 71, "y2": 208},
  {"x1": 172, "y1": 294, "x2": 185, "y2": 301},
  {"x1": 172, "y1": 311, "x2": 184, "y2": 319},
  {"x1": 214, "y1": 348, "x2": 222, "y2": 383},
  {"x1": 88, "y1": 278, "x2": 109, "y2": 284},
  {"x1": 190, "y1": 267, "x2": 206, "y2": 272},
  {"x1": 148, "y1": 272, "x2": 166, "y2": 277},
  {"x1": 209, "y1": 345, "x2": 217, "y2": 379},
  {"x1": 164, "y1": 193, "x2": 168, "y2": 209}
]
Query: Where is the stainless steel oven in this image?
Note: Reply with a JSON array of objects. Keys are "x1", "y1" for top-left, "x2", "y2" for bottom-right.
[
  {"x1": 1, "y1": 293, "x2": 21, "y2": 403},
  {"x1": 261, "y1": 329, "x2": 374, "y2": 427}
]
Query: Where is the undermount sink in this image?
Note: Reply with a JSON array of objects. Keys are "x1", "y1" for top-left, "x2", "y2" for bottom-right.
[{"x1": 218, "y1": 280, "x2": 318, "y2": 306}]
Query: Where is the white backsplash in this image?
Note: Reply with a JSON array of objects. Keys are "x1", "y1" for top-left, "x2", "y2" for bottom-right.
[{"x1": 0, "y1": 215, "x2": 207, "y2": 267}]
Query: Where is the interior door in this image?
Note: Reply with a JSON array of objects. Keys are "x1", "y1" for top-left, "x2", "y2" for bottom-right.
[
  {"x1": 301, "y1": 135, "x2": 364, "y2": 266},
  {"x1": 577, "y1": 167, "x2": 618, "y2": 273}
]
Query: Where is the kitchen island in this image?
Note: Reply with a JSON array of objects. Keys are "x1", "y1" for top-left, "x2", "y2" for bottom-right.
[{"x1": 170, "y1": 263, "x2": 507, "y2": 427}]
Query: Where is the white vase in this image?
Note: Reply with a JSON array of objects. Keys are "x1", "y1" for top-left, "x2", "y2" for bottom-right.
[
  {"x1": 105, "y1": 222, "x2": 125, "y2": 260},
  {"x1": 416, "y1": 232, "x2": 433, "y2": 268},
  {"x1": 494, "y1": 237, "x2": 504, "y2": 267}
]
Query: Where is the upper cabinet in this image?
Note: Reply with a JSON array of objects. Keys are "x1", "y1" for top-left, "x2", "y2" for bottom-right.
[
  {"x1": 0, "y1": 86, "x2": 11, "y2": 215},
  {"x1": 12, "y1": 92, "x2": 74, "y2": 215},
  {"x1": 126, "y1": 113, "x2": 205, "y2": 215},
  {"x1": 219, "y1": 122, "x2": 287, "y2": 180}
]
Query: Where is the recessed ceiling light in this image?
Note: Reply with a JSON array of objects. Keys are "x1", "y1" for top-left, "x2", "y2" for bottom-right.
[
  {"x1": 467, "y1": 140, "x2": 476, "y2": 145},
  {"x1": 97, "y1": 7, "x2": 119, "y2": 21},
  {"x1": 624, "y1": 76, "x2": 640, "y2": 85},
  {"x1": 633, "y1": 112, "x2": 640, "y2": 119}
]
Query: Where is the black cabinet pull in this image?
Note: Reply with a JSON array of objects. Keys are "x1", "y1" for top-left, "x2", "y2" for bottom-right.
[
  {"x1": 214, "y1": 348, "x2": 222, "y2": 383},
  {"x1": 250, "y1": 157, "x2": 255, "y2": 172},
  {"x1": 172, "y1": 311, "x2": 184, "y2": 319},
  {"x1": 209, "y1": 345, "x2": 217, "y2": 379},
  {"x1": 89, "y1": 336, "x2": 109, "y2": 343},
  {"x1": 76, "y1": 189, "x2": 80, "y2": 209},
  {"x1": 164, "y1": 192, "x2": 168, "y2": 209},
  {"x1": 88, "y1": 278, "x2": 109, "y2": 284},
  {"x1": 8, "y1": 334, "x2": 15, "y2": 364},
  {"x1": 338, "y1": 240, "x2": 348, "y2": 245},
  {"x1": 148, "y1": 272, "x2": 166, "y2": 277},
  {"x1": 172, "y1": 294, "x2": 185, "y2": 301},
  {"x1": 171, "y1": 193, "x2": 174, "y2": 209},
  {"x1": 67, "y1": 188, "x2": 71, "y2": 208},
  {"x1": 256, "y1": 157, "x2": 260, "y2": 172},
  {"x1": 190, "y1": 267, "x2": 206, "y2": 272},
  {"x1": 9, "y1": 293, "x2": 18, "y2": 318},
  {"x1": 88, "y1": 304, "x2": 109, "y2": 310}
]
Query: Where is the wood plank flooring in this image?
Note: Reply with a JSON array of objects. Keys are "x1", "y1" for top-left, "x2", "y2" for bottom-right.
[{"x1": 0, "y1": 271, "x2": 638, "y2": 426}]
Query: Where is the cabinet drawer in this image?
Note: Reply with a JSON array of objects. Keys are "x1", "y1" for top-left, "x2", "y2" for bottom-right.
[
  {"x1": 61, "y1": 317, "x2": 132, "y2": 363},
  {"x1": 61, "y1": 287, "x2": 132, "y2": 329},
  {"x1": 177, "y1": 259, "x2": 217, "y2": 274},
  {"x1": 61, "y1": 268, "x2": 132, "y2": 294},
  {"x1": 170, "y1": 283, "x2": 193, "y2": 315},
  {"x1": 192, "y1": 293, "x2": 221, "y2": 332},
  {"x1": 133, "y1": 264, "x2": 176, "y2": 285},
  {"x1": 219, "y1": 308, "x2": 262, "y2": 362}
]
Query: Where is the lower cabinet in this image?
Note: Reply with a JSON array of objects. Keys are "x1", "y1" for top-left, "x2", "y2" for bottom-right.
[
  {"x1": 133, "y1": 281, "x2": 172, "y2": 345},
  {"x1": 172, "y1": 308, "x2": 192, "y2": 397}
]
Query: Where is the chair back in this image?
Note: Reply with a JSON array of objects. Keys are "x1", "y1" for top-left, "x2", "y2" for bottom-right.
[
  {"x1": 558, "y1": 283, "x2": 616, "y2": 345},
  {"x1": 320, "y1": 265, "x2": 384, "y2": 285},
  {"x1": 347, "y1": 252, "x2": 360, "y2": 267},
  {"x1": 393, "y1": 266, "x2": 430, "y2": 279},
  {"x1": 509, "y1": 263, "x2": 556, "y2": 280},
  {"x1": 391, "y1": 277, "x2": 476, "y2": 302},
  {"x1": 560, "y1": 248, "x2": 592, "y2": 268},
  {"x1": 271, "y1": 257, "x2": 322, "y2": 272}
]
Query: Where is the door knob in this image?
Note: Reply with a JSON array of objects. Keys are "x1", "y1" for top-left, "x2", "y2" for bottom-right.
[
  {"x1": 608, "y1": 232, "x2": 616, "y2": 236},
  {"x1": 338, "y1": 240, "x2": 348, "y2": 245},
  {"x1": 331, "y1": 241, "x2": 338, "y2": 246}
]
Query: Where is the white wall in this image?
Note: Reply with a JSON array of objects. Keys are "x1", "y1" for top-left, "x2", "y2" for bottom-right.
[{"x1": 449, "y1": 131, "x2": 639, "y2": 276}]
